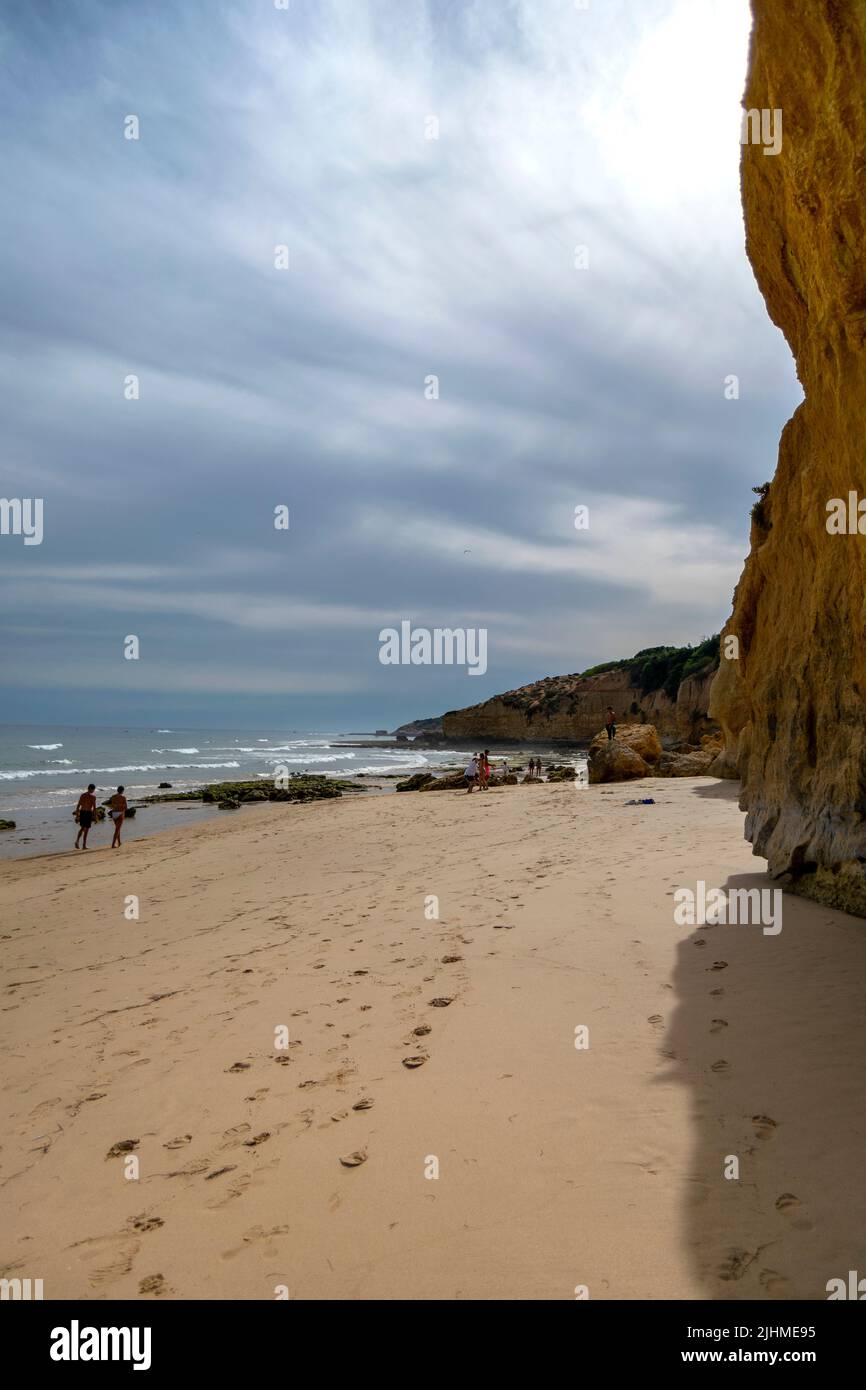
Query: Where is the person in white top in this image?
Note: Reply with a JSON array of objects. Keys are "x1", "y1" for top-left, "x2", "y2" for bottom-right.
[{"x1": 463, "y1": 754, "x2": 478, "y2": 793}]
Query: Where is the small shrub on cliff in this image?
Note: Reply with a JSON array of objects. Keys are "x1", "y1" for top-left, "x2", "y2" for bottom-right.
[{"x1": 751, "y1": 482, "x2": 771, "y2": 529}]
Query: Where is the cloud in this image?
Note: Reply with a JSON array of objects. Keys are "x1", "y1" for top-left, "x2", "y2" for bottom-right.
[{"x1": 0, "y1": 0, "x2": 799, "y2": 722}]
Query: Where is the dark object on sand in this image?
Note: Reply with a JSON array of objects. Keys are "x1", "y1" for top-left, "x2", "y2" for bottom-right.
[
  {"x1": 158, "y1": 781, "x2": 172, "y2": 788},
  {"x1": 0, "y1": 819, "x2": 16, "y2": 830},
  {"x1": 624, "y1": 798, "x2": 656, "y2": 805},
  {"x1": 124, "y1": 806, "x2": 137, "y2": 818}
]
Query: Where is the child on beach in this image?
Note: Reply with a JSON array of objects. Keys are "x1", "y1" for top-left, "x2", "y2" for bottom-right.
[
  {"x1": 74, "y1": 783, "x2": 97, "y2": 850},
  {"x1": 108, "y1": 785, "x2": 128, "y2": 848}
]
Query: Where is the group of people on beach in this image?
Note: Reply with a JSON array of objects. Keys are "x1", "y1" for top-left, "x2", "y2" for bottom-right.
[
  {"x1": 73, "y1": 784, "x2": 128, "y2": 850},
  {"x1": 463, "y1": 750, "x2": 495, "y2": 792}
]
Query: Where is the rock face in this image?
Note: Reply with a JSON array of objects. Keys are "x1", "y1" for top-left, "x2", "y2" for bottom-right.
[
  {"x1": 588, "y1": 741, "x2": 651, "y2": 785},
  {"x1": 709, "y1": 1, "x2": 866, "y2": 914},
  {"x1": 443, "y1": 660, "x2": 717, "y2": 745},
  {"x1": 588, "y1": 726, "x2": 723, "y2": 784},
  {"x1": 589, "y1": 724, "x2": 662, "y2": 767}
]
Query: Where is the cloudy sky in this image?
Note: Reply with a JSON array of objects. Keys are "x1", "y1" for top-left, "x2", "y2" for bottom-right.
[{"x1": 0, "y1": 0, "x2": 799, "y2": 730}]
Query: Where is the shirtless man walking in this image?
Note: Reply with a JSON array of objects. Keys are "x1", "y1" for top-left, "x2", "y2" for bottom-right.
[
  {"x1": 74, "y1": 783, "x2": 98, "y2": 850},
  {"x1": 108, "y1": 785, "x2": 128, "y2": 848}
]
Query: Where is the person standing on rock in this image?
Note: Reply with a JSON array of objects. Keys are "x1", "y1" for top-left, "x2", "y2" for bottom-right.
[{"x1": 605, "y1": 708, "x2": 617, "y2": 741}]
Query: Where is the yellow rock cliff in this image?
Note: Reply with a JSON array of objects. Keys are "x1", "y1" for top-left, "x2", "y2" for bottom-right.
[{"x1": 710, "y1": 0, "x2": 866, "y2": 913}]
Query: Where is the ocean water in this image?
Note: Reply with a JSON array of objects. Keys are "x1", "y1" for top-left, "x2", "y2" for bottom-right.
[
  {"x1": 0, "y1": 725, "x2": 586, "y2": 858},
  {"x1": 0, "y1": 724, "x2": 470, "y2": 812}
]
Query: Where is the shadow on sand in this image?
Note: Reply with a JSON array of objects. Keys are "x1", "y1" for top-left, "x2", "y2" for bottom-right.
[{"x1": 663, "y1": 783, "x2": 866, "y2": 1299}]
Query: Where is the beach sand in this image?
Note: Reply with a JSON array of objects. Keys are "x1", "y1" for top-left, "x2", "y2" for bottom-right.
[{"x1": 2, "y1": 777, "x2": 864, "y2": 1301}]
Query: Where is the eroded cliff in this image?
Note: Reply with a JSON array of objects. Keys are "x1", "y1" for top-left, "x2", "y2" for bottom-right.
[
  {"x1": 710, "y1": 0, "x2": 866, "y2": 912},
  {"x1": 443, "y1": 643, "x2": 718, "y2": 745}
]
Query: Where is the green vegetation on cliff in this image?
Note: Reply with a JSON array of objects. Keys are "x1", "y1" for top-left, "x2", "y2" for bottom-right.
[{"x1": 582, "y1": 636, "x2": 720, "y2": 702}]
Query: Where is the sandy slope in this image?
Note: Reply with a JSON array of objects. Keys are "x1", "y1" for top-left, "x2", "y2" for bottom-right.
[{"x1": 1, "y1": 778, "x2": 864, "y2": 1300}]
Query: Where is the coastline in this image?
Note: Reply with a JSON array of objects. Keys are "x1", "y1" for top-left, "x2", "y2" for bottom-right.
[
  {"x1": 0, "y1": 740, "x2": 587, "y2": 861},
  {"x1": 3, "y1": 775, "x2": 863, "y2": 1300}
]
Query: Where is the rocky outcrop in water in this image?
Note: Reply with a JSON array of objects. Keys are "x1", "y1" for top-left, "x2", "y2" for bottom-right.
[{"x1": 710, "y1": 0, "x2": 866, "y2": 914}]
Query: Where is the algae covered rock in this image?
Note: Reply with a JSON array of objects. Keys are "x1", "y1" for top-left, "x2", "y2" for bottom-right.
[
  {"x1": 396, "y1": 772, "x2": 435, "y2": 792},
  {"x1": 422, "y1": 772, "x2": 467, "y2": 791}
]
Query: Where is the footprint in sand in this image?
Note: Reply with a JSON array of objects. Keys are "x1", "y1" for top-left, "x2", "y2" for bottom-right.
[
  {"x1": 221, "y1": 1223, "x2": 290, "y2": 1259},
  {"x1": 226, "y1": 1061, "x2": 251, "y2": 1073},
  {"x1": 139, "y1": 1273, "x2": 168, "y2": 1296},
  {"x1": 105, "y1": 1138, "x2": 139, "y2": 1159},
  {"x1": 759, "y1": 1268, "x2": 791, "y2": 1293},
  {"x1": 165, "y1": 1157, "x2": 210, "y2": 1178},
  {"x1": 752, "y1": 1114, "x2": 778, "y2": 1140},
  {"x1": 352, "y1": 1097, "x2": 374, "y2": 1111},
  {"x1": 339, "y1": 1149, "x2": 367, "y2": 1167},
  {"x1": 693, "y1": 939, "x2": 706, "y2": 947},
  {"x1": 412, "y1": 1024, "x2": 432, "y2": 1037},
  {"x1": 441, "y1": 955, "x2": 463, "y2": 964},
  {"x1": 717, "y1": 1247, "x2": 758, "y2": 1282},
  {"x1": 130, "y1": 1215, "x2": 164, "y2": 1233},
  {"x1": 402, "y1": 1055, "x2": 427, "y2": 1068},
  {"x1": 708, "y1": 961, "x2": 728, "y2": 972},
  {"x1": 243, "y1": 1132, "x2": 271, "y2": 1147},
  {"x1": 69, "y1": 1232, "x2": 141, "y2": 1289},
  {"x1": 775, "y1": 1192, "x2": 813, "y2": 1230},
  {"x1": 163, "y1": 1134, "x2": 192, "y2": 1150},
  {"x1": 710, "y1": 1018, "x2": 728, "y2": 1033},
  {"x1": 647, "y1": 1015, "x2": 663, "y2": 1028},
  {"x1": 710, "y1": 1059, "x2": 730, "y2": 1073},
  {"x1": 430, "y1": 997, "x2": 453, "y2": 1007}
]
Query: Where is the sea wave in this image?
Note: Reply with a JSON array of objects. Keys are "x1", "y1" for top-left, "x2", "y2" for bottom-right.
[
  {"x1": 150, "y1": 747, "x2": 200, "y2": 754},
  {"x1": 0, "y1": 760, "x2": 242, "y2": 781},
  {"x1": 27, "y1": 743, "x2": 63, "y2": 750}
]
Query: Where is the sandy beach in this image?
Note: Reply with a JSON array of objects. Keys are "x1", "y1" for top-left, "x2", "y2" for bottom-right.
[{"x1": 1, "y1": 777, "x2": 863, "y2": 1301}]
